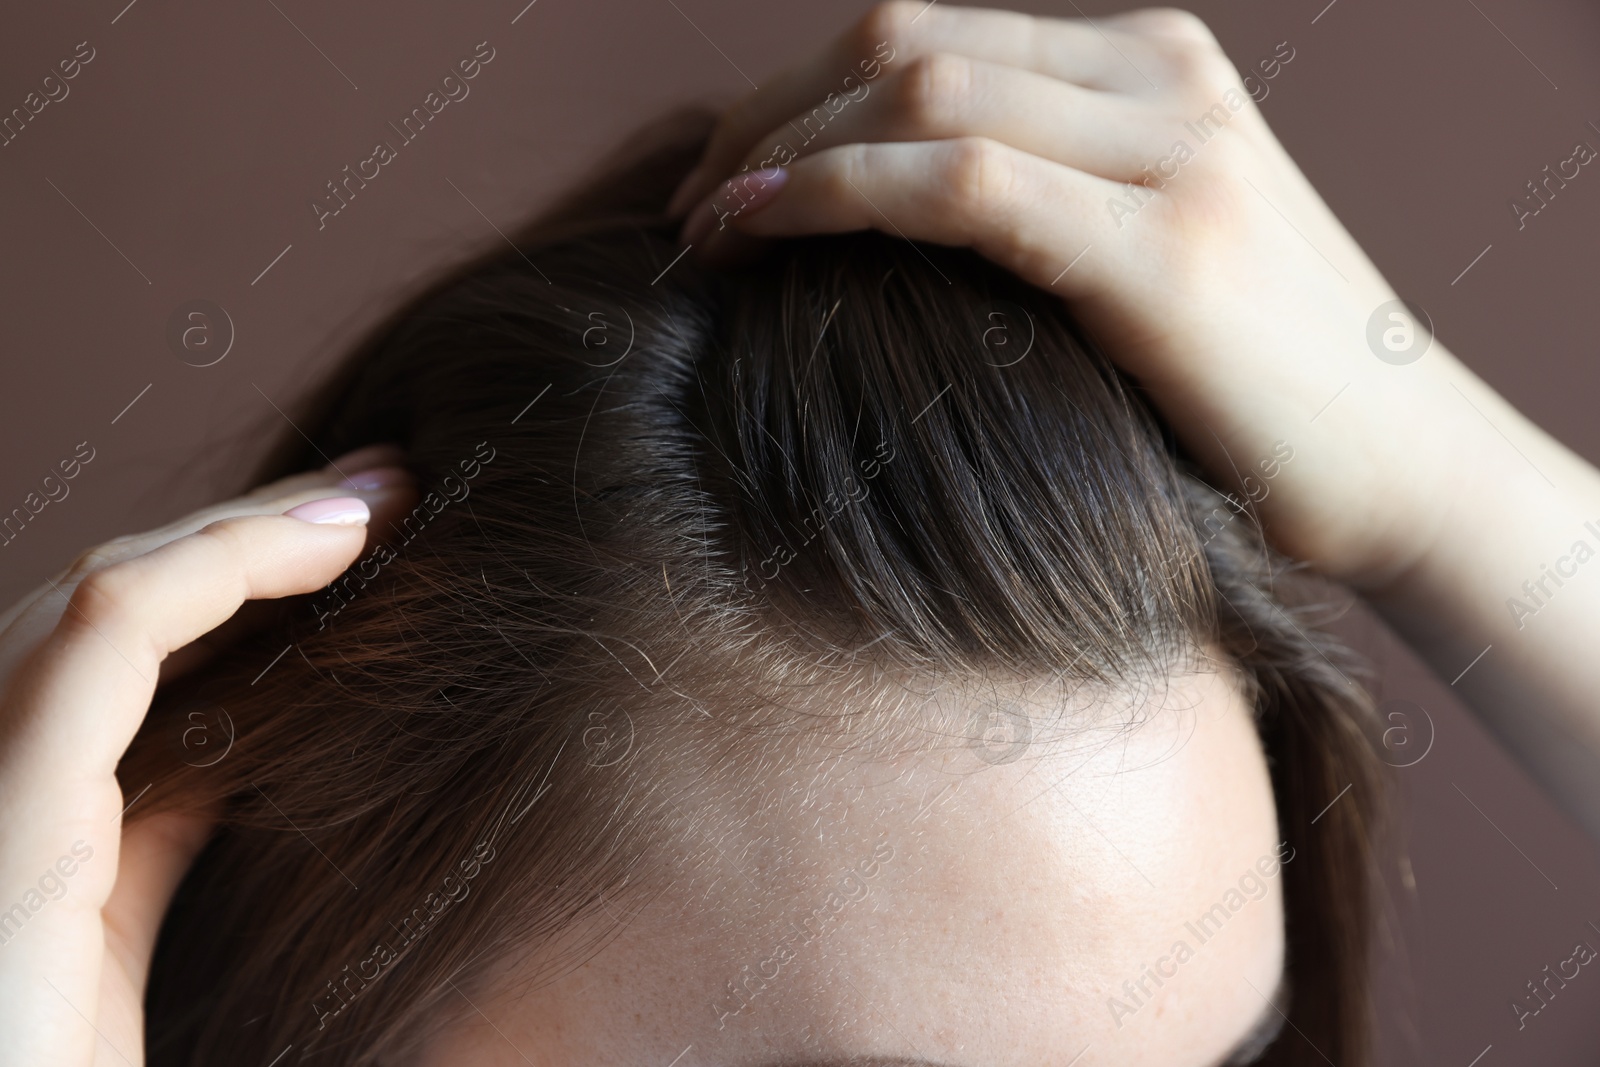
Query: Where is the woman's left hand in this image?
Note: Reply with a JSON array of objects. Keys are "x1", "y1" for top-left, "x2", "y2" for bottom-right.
[{"x1": 0, "y1": 447, "x2": 414, "y2": 1065}]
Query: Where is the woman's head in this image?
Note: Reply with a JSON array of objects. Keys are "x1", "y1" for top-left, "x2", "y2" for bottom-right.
[{"x1": 127, "y1": 114, "x2": 1384, "y2": 1066}]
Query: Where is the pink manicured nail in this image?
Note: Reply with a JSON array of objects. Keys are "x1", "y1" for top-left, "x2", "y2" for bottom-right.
[
  {"x1": 732, "y1": 166, "x2": 789, "y2": 215},
  {"x1": 340, "y1": 465, "x2": 411, "y2": 491},
  {"x1": 284, "y1": 497, "x2": 370, "y2": 525},
  {"x1": 679, "y1": 167, "x2": 789, "y2": 249}
]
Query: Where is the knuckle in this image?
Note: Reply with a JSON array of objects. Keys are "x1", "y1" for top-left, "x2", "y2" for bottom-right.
[
  {"x1": 854, "y1": 1, "x2": 917, "y2": 65},
  {"x1": 940, "y1": 137, "x2": 1014, "y2": 212},
  {"x1": 1155, "y1": 36, "x2": 1233, "y2": 94},
  {"x1": 64, "y1": 536, "x2": 134, "y2": 582},
  {"x1": 193, "y1": 515, "x2": 255, "y2": 560},
  {"x1": 67, "y1": 560, "x2": 140, "y2": 633},
  {"x1": 828, "y1": 142, "x2": 871, "y2": 202},
  {"x1": 1123, "y1": 6, "x2": 1217, "y2": 45},
  {"x1": 897, "y1": 53, "x2": 973, "y2": 130},
  {"x1": 1112, "y1": 8, "x2": 1230, "y2": 91}
]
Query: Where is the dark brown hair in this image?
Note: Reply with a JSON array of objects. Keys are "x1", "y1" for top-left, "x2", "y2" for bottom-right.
[{"x1": 125, "y1": 111, "x2": 1386, "y2": 1066}]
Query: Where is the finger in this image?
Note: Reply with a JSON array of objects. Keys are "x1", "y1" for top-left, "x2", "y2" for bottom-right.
[
  {"x1": 699, "y1": 139, "x2": 1131, "y2": 301},
  {"x1": 0, "y1": 457, "x2": 412, "y2": 673},
  {"x1": 0, "y1": 511, "x2": 368, "y2": 1067},
  {"x1": 101, "y1": 809, "x2": 216, "y2": 992},
  {"x1": 668, "y1": 0, "x2": 1167, "y2": 217},
  {"x1": 120, "y1": 457, "x2": 412, "y2": 561},
  {"x1": 101, "y1": 442, "x2": 406, "y2": 560},
  {"x1": 0, "y1": 444, "x2": 404, "y2": 635},
  {"x1": 315, "y1": 441, "x2": 406, "y2": 478},
  {"x1": 154, "y1": 599, "x2": 284, "y2": 682},
  {"x1": 0, "y1": 812, "x2": 215, "y2": 1067},
  {"x1": 0, "y1": 508, "x2": 373, "y2": 800},
  {"x1": 157, "y1": 477, "x2": 421, "y2": 682},
  {"x1": 232, "y1": 441, "x2": 408, "y2": 507},
  {"x1": 721, "y1": 53, "x2": 1175, "y2": 199},
  {"x1": 70, "y1": 469, "x2": 408, "y2": 577}
]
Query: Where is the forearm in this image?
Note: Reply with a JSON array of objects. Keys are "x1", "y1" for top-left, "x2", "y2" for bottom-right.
[{"x1": 1360, "y1": 356, "x2": 1600, "y2": 838}]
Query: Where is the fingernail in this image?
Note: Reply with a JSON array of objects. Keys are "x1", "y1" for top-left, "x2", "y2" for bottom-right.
[
  {"x1": 734, "y1": 166, "x2": 789, "y2": 217},
  {"x1": 723, "y1": 167, "x2": 790, "y2": 220},
  {"x1": 284, "y1": 497, "x2": 370, "y2": 525},
  {"x1": 324, "y1": 443, "x2": 404, "y2": 473},
  {"x1": 680, "y1": 167, "x2": 789, "y2": 251},
  {"x1": 340, "y1": 465, "x2": 412, "y2": 491}
]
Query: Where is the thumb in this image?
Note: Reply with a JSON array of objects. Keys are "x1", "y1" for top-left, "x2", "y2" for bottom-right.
[{"x1": 102, "y1": 808, "x2": 216, "y2": 994}]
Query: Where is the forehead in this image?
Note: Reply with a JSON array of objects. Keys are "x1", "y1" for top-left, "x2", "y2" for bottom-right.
[{"x1": 420, "y1": 667, "x2": 1285, "y2": 1067}]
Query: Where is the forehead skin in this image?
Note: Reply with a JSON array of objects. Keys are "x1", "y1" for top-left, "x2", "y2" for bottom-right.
[{"x1": 414, "y1": 665, "x2": 1285, "y2": 1067}]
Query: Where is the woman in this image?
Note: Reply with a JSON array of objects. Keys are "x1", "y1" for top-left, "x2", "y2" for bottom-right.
[{"x1": 3, "y1": 5, "x2": 1596, "y2": 1065}]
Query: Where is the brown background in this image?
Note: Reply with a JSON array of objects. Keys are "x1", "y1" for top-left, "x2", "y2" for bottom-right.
[{"x1": 3, "y1": 0, "x2": 1599, "y2": 1062}]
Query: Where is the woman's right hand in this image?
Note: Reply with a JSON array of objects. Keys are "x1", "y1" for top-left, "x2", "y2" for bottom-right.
[
  {"x1": 669, "y1": 2, "x2": 1543, "y2": 592},
  {"x1": 672, "y1": 4, "x2": 1600, "y2": 842},
  {"x1": 0, "y1": 446, "x2": 414, "y2": 1066}
]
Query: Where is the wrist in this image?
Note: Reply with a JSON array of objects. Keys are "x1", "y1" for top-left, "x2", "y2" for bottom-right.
[
  {"x1": 1354, "y1": 362, "x2": 1599, "y2": 605},
  {"x1": 1237, "y1": 346, "x2": 1525, "y2": 592}
]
